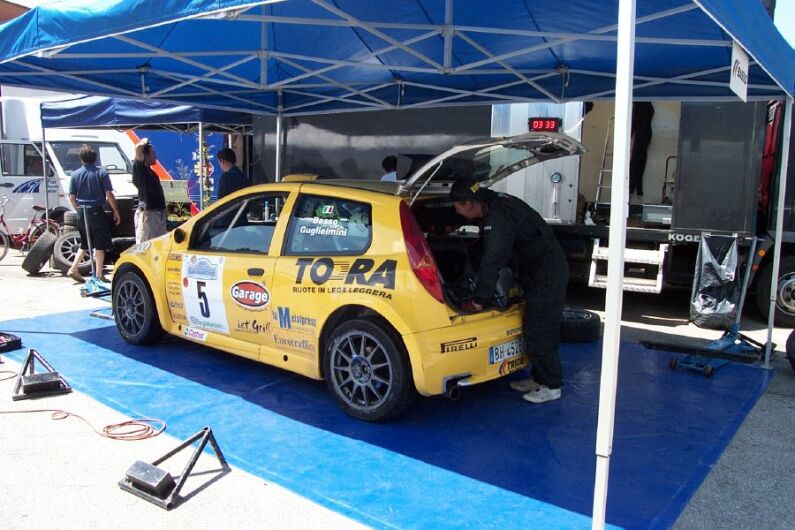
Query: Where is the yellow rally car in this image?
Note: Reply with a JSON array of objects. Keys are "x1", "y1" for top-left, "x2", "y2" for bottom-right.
[{"x1": 112, "y1": 132, "x2": 583, "y2": 420}]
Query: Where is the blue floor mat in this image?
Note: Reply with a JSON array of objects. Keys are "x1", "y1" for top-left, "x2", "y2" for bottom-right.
[{"x1": 0, "y1": 310, "x2": 772, "y2": 529}]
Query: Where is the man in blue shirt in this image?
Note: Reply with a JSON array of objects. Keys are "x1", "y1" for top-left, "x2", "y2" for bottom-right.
[
  {"x1": 67, "y1": 144, "x2": 121, "y2": 283},
  {"x1": 216, "y1": 147, "x2": 249, "y2": 200}
]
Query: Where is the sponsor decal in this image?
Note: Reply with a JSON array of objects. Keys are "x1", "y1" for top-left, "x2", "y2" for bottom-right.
[
  {"x1": 235, "y1": 319, "x2": 272, "y2": 334},
  {"x1": 186, "y1": 255, "x2": 219, "y2": 280},
  {"x1": 275, "y1": 306, "x2": 317, "y2": 329},
  {"x1": 188, "y1": 315, "x2": 226, "y2": 331},
  {"x1": 169, "y1": 301, "x2": 184, "y2": 310},
  {"x1": 295, "y1": 258, "x2": 395, "y2": 290},
  {"x1": 166, "y1": 265, "x2": 182, "y2": 274},
  {"x1": 441, "y1": 337, "x2": 478, "y2": 354},
  {"x1": 183, "y1": 327, "x2": 208, "y2": 341},
  {"x1": 167, "y1": 253, "x2": 183, "y2": 262},
  {"x1": 489, "y1": 338, "x2": 525, "y2": 364},
  {"x1": 183, "y1": 277, "x2": 190, "y2": 288},
  {"x1": 499, "y1": 355, "x2": 529, "y2": 376},
  {"x1": 230, "y1": 281, "x2": 270, "y2": 309},
  {"x1": 125, "y1": 241, "x2": 152, "y2": 255},
  {"x1": 506, "y1": 326, "x2": 522, "y2": 337},
  {"x1": 273, "y1": 334, "x2": 315, "y2": 352},
  {"x1": 166, "y1": 282, "x2": 182, "y2": 296}
]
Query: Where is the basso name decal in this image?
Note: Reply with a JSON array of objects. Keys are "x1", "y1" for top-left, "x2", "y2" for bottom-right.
[
  {"x1": 441, "y1": 337, "x2": 478, "y2": 353},
  {"x1": 293, "y1": 258, "x2": 396, "y2": 299},
  {"x1": 230, "y1": 281, "x2": 270, "y2": 309}
]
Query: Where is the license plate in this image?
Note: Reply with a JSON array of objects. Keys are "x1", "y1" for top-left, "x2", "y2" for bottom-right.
[{"x1": 489, "y1": 338, "x2": 524, "y2": 364}]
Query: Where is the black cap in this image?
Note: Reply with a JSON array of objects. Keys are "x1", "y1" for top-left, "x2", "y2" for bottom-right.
[{"x1": 449, "y1": 178, "x2": 482, "y2": 202}]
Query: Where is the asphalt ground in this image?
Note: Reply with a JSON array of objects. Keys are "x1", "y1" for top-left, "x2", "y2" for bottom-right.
[{"x1": 1, "y1": 250, "x2": 793, "y2": 529}]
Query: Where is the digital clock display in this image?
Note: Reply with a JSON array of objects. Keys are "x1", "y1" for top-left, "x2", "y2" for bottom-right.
[{"x1": 528, "y1": 117, "x2": 561, "y2": 132}]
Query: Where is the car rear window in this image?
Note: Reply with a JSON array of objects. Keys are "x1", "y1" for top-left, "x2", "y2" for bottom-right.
[{"x1": 284, "y1": 194, "x2": 372, "y2": 255}]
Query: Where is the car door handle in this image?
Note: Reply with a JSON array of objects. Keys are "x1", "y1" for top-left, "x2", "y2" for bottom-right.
[
  {"x1": 247, "y1": 268, "x2": 265, "y2": 277},
  {"x1": 0, "y1": 182, "x2": 13, "y2": 187}
]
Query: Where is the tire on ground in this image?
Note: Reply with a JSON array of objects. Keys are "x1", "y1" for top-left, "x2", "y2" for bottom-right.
[
  {"x1": 21, "y1": 231, "x2": 56, "y2": 275},
  {"x1": 324, "y1": 317, "x2": 416, "y2": 421},
  {"x1": 755, "y1": 256, "x2": 795, "y2": 328},
  {"x1": 53, "y1": 230, "x2": 91, "y2": 275},
  {"x1": 785, "y1": 329, "x2": 795, "y2": 373},
  {"x1": 112, "y1": 268, "x2": 164, "y2": 345},
  {"x1": 560, "y1": 307, "x2": 602, "y2": 343},
  {"x1": 63, "y1": 210, "x2": 80, "y2": 228}
]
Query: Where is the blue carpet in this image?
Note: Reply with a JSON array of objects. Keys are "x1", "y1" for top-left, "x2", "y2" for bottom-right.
[{"x1": 0, "y1": 310, "x2": 772, "y2": 529}]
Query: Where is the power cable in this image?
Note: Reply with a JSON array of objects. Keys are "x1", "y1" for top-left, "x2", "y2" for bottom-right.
[{"x1": 0, "y1": 408, "x2": 166, "y2": 441}]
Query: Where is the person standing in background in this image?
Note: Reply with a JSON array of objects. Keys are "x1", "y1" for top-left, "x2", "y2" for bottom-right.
[
  {"x1": 216, "y1": 147, "x2": 249, "y2": 199},
  {"x1": 380, "y1": 155, "x2": 398, "y2": 181},
  {"x1": 132, "y1": 138, "x2": 167, "y2": 243}
]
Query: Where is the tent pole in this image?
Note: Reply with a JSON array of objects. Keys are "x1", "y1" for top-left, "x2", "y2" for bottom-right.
[
  {"x1": 592, "y1": 0, "x2": 635, "y2": 528},
  {"x1": 198, "y1": 121, "x2": 205, "y2": 209},
  {"x1": 275, "y1": 90, "x2": 283, "y2": 182},
  {"x1": 40, "y1": 120, "x2": 50, "y2": 225},
  {"x1": 764, "y1": 96, "x2": 793, "y2": 368}
]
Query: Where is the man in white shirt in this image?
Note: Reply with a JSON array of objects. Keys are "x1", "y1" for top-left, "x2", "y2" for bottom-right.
[{"x1": 380, "y1": 155, "x2": 397, "y2": 181}]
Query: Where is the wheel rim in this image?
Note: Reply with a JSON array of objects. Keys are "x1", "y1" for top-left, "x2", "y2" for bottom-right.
[
  {"x1": 776, "y1": 272, "x2": 795, "y2": 316},
  {"x1": 116, "y1": 279, "x2": 147, "y2": 338},
  {"x1": 58, "y1": 234, "x2": 89, "y2": 266},
  {"x1": 330, "y1": 330, "x2": 394, "y2": 412}
]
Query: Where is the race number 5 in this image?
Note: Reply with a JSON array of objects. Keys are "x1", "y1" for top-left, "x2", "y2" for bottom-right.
[{"x1": 197, "y1": 281, "x2": 211, "y2": 318}]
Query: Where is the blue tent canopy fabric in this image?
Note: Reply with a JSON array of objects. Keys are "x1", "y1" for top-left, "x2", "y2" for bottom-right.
[
  {"x1": 39, "y1": 95, "x2": 253, "y2": 131},
  {"x1": 0, "y1": 0, "x2": 789, "y2": 117}
]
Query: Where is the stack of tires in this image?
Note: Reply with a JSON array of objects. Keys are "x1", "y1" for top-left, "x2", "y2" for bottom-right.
[{"x1": 52, "y1": 212, "x2": 92, "y2": 276}]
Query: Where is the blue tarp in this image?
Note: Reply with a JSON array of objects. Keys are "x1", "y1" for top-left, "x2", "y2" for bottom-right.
[
  {"x1": 39, "y1": 95, "x2": 252, "y2": 129},
  {"x1": 0, "y1": 0, "x2": 790, "y2": 116}
]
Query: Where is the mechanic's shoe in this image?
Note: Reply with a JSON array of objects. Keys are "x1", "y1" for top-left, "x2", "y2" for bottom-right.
[
  {"x1": 522, "y1": 385, "x2": 561, "y2": 404},
  {"x1": 509, "y1": 378, "x2": 541, "y2": 393},
  {"x1": 96, "y1": 276, "x2": 110, "y2": 283},
  {"x1": 67, "y1": 269, "x2": 86, "y2": 284}
]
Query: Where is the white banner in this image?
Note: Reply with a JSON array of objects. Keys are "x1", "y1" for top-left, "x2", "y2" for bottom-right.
[{"x1": 730, "y1": 41, "x2": 749, "y2": 102}]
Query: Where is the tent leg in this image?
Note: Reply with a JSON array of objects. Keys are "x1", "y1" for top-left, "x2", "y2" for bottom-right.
[
  {"x1": 198, "y1": 121, "x2": 205, "y2": 209},
  {"x1": 41, "y1": 124, "x2": 50, "y2": 224},
  {"x1": 592, "y1": 0, "x2": 635, "y2": 529},
  {"x1": 764, "y1": 96, "x2": 793, "y2": 368},
  {"x1": 275, "y1": 91, "x2": 283, "y2": 182}
]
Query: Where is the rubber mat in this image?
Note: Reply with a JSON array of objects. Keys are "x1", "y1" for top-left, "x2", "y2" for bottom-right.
[{"x1": 0, "y1": 310, "x2": 772, "y2": 529}]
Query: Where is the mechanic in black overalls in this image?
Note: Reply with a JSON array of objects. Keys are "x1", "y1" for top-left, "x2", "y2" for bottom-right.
[{"x1": 451, "y1": 178, "x2": 569, "y2": 404}]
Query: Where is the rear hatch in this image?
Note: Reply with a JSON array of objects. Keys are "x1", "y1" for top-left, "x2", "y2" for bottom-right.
[{"x1": 398, "y1": 132, "x2": 584, "y2": 198}]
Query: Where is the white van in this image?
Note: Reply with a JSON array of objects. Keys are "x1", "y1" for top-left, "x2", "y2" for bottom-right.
[{"x1": 0, "y1": 97, "x2": 138, "y2": 235}]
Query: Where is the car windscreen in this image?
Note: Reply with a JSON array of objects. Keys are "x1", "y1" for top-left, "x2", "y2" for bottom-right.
[{"x1": 50, "y1": 141, "x2": 133, "y2": 175}]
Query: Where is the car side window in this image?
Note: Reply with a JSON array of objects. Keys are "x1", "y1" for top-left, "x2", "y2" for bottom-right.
[
  {"x1": 191, "y1": 193, "x2": 288, "y2": 254},
  {"x1": 284, "y1": 194, "x2": 372, "y2": 255}
]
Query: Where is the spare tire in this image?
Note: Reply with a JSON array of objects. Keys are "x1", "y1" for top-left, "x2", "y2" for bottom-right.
[
  {"x1": 63, "y1": 210, "x2": 80, "y2": 228},
  {"x1": 21, "y1": 231, "x2": 56, "y2": 275},
  {"x1": 560, "y1": 307, "x2": 602, "y2": 343},
  {"x1": 53, "y1": 230, "x2": 91, "y2": 275}
]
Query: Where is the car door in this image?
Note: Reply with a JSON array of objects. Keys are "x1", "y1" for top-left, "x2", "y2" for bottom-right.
[
  {"x1": 0, "y1": 141, "x2": 55, "y2": 234},
  {"x1": 166, "y1": 190, "x2": 293, "y2": 361}
]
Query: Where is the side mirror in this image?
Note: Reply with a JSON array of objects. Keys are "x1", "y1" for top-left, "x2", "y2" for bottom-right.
[{"x1": 173, "y1": 228, "x2": 186, "y2": 244}]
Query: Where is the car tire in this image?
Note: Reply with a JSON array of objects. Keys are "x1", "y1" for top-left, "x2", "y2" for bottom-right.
[
  {"x1": 786, "y1": 329, "x2": 795, "y2": 373},
  {"x1": 63, "y1": 210, "x2": 80, "y2": 228},
  {"x1": 755, "y1": 256, "x2": 795, "y2": 327},
  {"x1": 112, "y1": 268, "x2": 164, "y2": 345},
  {"x1": 560, "y1": 307, "x2": 602, "y2": 343},
  {"x1": 21, "y1": 231, "x2": 56, "y2": 275},
  {"x1": 53, "y1": 231, "x2": 91, "y2": 275},
  {"x1": 325, "y1": 318, "x2": 416, "y2": 421}
]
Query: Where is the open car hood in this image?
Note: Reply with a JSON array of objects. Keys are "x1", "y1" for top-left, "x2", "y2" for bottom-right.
[{"x1": 398, "y1": 132, "x2": 585, "y2": 196}]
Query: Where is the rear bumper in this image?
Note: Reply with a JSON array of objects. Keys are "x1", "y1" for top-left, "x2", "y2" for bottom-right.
[{"x1": 403, "y1": 307, "x2": 528, "y2": 396}]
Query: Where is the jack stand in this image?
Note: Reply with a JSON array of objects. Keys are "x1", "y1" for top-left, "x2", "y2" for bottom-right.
[
  {"x1": 89, "y1": 306, "x2": 114, "y2": 321},
  {"x1": 80, "y1": 276, "x2": 111, "y2": 298},
  {"x1": 12, "y1": 348, "x2": 72, "y2": 400},
  {"x1": 119, "y1": 427, "x2": 230, "y2": 510}
]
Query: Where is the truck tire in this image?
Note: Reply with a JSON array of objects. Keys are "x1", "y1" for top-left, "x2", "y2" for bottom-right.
[
  {"x1": 786, "y1": 330, "x2": 795, "y2": 372},
  {"x1": 21, "y1": 231, "x2": 56, "y2": 275},
  {"x1": 53, "y1": 231, "x2": 91, "y2": 275},
  {"x1": 755, "y1": 256, "x2": 795, "y2": 327},
  {"x1": 63, "y1": 210, "x2": 79, "y2": 228},
  {"x1": 560, "y1": 307, "x2": 602, "y2": 343}
]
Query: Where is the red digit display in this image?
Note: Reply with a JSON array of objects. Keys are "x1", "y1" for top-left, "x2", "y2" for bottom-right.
[{"x1": 528, "y1": 117, "x2": 561, "y2": 132}]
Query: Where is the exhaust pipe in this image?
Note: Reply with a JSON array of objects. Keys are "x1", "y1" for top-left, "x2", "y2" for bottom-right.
[{"x1": 445, "y1": 384, "x2": 461, "y2": 400}]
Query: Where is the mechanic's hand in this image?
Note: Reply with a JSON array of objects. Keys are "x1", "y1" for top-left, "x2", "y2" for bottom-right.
[
  {"x1": 461, "y1": 299, "x2": 484, "y2": 313},
  {"x1": 134, "y1": 138, "x2": 150, "y2": 160},
  {"x1": 112, "y1": 210, "x2": 121, "y2": 225}
]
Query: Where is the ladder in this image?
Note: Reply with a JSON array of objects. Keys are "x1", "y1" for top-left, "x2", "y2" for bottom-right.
[
  {"x1": 594, "y1": 116, "x2": 614, "y2": 203},
  {"x1": 588, "y1": 239, "x2": 669, "y2": 293}
]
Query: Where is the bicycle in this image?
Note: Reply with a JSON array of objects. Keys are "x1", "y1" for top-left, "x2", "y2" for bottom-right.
[{"x1": 0, "y1": 195, "x2": 61, "y2": 262}]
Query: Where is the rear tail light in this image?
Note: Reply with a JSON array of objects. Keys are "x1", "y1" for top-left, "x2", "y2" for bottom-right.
[{"x1": 399, "y1": 201, "x2": 444, "y2": 304}]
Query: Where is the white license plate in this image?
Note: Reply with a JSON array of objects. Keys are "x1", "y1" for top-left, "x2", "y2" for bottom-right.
[{"x1": 489, "y1": 338, "x2": 524, "y2": 364}]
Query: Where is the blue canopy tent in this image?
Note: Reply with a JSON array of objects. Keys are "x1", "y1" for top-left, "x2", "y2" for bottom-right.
[
  {"x1": 0, "y1": 1, "x2": 791, "y2": 528},
  {"x1": 39, "y1": 95, "x2": 253, "y2": 133}
]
